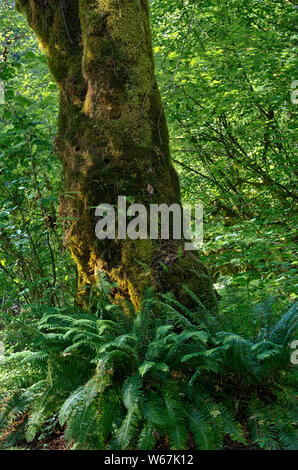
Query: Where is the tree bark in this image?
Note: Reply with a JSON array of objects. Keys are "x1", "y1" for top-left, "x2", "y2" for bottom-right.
[{"x1": 16, "y1": 0, "x2": 216, "y2": 310}]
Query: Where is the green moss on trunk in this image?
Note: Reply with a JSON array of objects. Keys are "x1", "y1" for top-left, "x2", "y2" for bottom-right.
[{"x1": 16, "y1": 0, "x2": 217, "y2": 311}]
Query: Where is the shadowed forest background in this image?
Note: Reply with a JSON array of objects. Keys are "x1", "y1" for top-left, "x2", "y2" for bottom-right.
[{"x1": 0, "y1": 0, "x2": 297, "y2": 451}]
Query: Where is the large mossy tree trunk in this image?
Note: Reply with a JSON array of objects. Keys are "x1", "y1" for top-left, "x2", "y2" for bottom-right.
[{"x1": 16, "y1": 0, "x2": 216, "y2": 310}]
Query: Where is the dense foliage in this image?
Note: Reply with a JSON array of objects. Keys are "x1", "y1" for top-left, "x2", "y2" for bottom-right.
[
  {"x1": 0, "y1": 279, "x2": 297, "y2": 450},
  {"x1": 0, "y1": 0, "x2": 297, "y2": 450}
]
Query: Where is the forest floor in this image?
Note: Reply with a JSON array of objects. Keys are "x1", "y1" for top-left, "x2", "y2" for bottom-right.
[
  {"x1": 29, "y1": 429, "x2": 66, "y2": 450},
  {"x1": 22, "y1": 430, "x2": 260, "y2": 451}
]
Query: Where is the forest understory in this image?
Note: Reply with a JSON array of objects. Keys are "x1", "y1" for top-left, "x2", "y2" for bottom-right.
[{"x1": 0, "y1": 0, "x2": 297, "y2": 452}]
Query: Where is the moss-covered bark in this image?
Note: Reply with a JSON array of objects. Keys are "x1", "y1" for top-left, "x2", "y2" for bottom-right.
[{"x1": 16, "y1": 0, "x2": 216, "y2": 311}]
